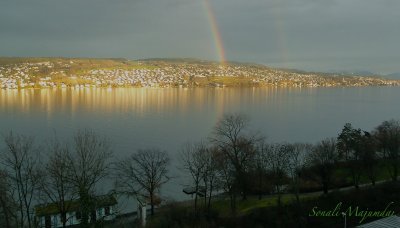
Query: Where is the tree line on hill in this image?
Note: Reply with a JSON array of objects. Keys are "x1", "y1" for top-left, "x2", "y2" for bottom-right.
[{"x1": 1, "y1": 115, "x2": 400, "y2": 227}]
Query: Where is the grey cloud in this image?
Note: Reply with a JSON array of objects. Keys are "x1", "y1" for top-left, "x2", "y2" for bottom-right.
[{"x1": 0, "y1": 0, "x2": 399, "y2": 73}]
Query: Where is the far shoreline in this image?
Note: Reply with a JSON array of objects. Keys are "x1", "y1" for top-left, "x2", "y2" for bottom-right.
[{"x1": 1, "y1": 84, "x2": 400, "y2": 91}]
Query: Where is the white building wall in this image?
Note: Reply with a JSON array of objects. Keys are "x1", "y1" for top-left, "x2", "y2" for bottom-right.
[{"x1": 37, "y1": 206, "x2": 116, "y2": 227}]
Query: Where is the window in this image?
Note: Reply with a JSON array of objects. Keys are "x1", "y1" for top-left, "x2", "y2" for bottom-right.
[
  {"x1": 75, "y1": 211, "x2": 81, "y2": 220},
  {"x1": 53, "y1": 215, "x2": 58, "y2": 227},
  {"x1": 60, "y1": 213, "x2": 66, "y2": 224},
  {"x1": 45, "y1": 216, "x2": 51, "y2": 228},
  {"x1": 91, "y1": 210, "x2": 97, "y2": 222},
  {"x1": 69, "y1": 213, "x2": 74, "y2": 225},
  {"x1": 105, "y1": 206, "x2": 110, "y2": 216}
]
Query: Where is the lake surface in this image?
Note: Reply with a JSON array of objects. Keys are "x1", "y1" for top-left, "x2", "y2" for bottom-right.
[{"x1": 1, "y1": 87, "x2": 400, "y2": 211}]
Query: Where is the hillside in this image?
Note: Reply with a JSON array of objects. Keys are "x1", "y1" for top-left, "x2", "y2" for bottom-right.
[{"x1": 0, "y1": 57, "x2": 398, "y2": 89}]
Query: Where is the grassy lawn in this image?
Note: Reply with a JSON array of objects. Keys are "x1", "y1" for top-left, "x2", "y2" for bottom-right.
[
  {"x1": 148, "y1": 181, "x2": 400, "y2": 228},
  {"x1": 181, "y1": 160, "x2": 395, "y2": 219},
  {"x1": 206, "y1": 193, "x2": 319, "y2": 217},
  {"x1": 332, "y1": 160, "x2": 392, "y2": 187}
]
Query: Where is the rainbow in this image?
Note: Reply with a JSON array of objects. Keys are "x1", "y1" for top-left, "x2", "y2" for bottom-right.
[
  {"x1": 202, "y1": 1, "x2": 290, "y2": 68},
  {"x1": 202, "y1": 0, "x2": 226, "y2": 64}
]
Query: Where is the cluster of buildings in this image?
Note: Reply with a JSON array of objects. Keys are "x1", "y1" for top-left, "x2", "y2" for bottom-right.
[
  {"x1": 0, "y1": 61, "x2": 67, "y2": 89},
  {"x1": 0, "y1": 60, "x2": 399, "y2": 89},
  {"x1": 82, "y1": 68, "x2": 186, "y2": 87}
]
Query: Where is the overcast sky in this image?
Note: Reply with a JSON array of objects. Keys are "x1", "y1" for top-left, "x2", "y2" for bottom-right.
[{"x1": 1, "y1": 0, "x2": 399, "y2": 74}]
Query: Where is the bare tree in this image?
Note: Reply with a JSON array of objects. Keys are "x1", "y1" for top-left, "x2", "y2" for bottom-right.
[
  {"x1": 214, "y1": 148, "x2": 237, "y2": 213},
  {"x1": 373, "y1": 119, "x2": 400, "y2": 181},
  {"x1": 180, "y1": 142, "x2": 219, "y2": 215},
  {"x1": 0, "y1": 170, "x2": 17, "y2": 228},
  {"x1": 287, "y1": 143, "x2": 311, "y2": 205},
  {"x1": 266, "y1": 143, "x2": 290, "y2": 208},
  {"x1": 66, "y1": 130, "x2": 112, "y2": 227},
  {"x1": 1, "y1": 132, "x2": 40, "y2": 228},
  {"x1": 201, "y1": 146, "x2": 219, "y2": 215},
  {"x1": 180, "y1": 142, "x2": 207, "y2": 213},
  {"x1": 37, "y1": 140, "x2": 76, "y2": 228},
  {"x1": 307, "y1": 138, "x2": 338, "y2": 194},
  {"x1": 253, "y1": 140, "x2": 269, "y2": 200},
  {"x1": 211, "y1": 113, "x2": 259, "y2": 201},
  {"x1": 115, "y1": 148, "x2": 170, "y2": 216}
]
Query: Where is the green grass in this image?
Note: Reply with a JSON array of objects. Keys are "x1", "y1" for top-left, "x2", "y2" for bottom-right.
[
  {"x1": 206, "y1": 161, "x2": 394, "y2": 218},
  {"x1": 332, "y1": 160, "x2": 393, "y2": 187},
  {"x1": 149, "y1": 181, "x2": 400, "y2": 228},
  {"x1": 210, "y1": 193, "x2": 319, "y2": 217}
]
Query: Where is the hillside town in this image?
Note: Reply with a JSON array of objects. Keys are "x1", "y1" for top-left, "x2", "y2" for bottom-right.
[{"x1": 0, "y1": 58, "x2": 399, "y2": 89}]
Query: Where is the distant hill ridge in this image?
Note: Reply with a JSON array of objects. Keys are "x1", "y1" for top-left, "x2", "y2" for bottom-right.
[{"x1": 0, "y1": 56, "x2": 396, "y2": 77}]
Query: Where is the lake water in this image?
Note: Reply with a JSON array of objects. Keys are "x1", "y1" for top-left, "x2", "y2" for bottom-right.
[{"x1": 1, "y1": 87, "x2": 399, "y2": 211}]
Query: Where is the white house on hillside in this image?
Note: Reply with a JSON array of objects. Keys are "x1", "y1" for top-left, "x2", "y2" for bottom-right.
[{"x1": 34, "y1": 194, "x2": 117, "y2": 228}]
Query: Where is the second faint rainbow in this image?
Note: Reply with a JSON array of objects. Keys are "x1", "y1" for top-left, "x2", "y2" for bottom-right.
[{"x1": 202, "y1": 0, "x2": 226, "y2": 64}]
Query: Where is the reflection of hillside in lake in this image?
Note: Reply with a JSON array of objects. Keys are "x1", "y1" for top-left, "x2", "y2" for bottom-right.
[
  {"x1": 0, "y1": 87, "x2": 322, "y2": 116},
  {"x1": 0, "y1": 87, "x2": 400, "y2": 210}
]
